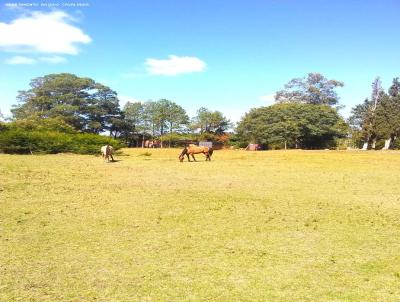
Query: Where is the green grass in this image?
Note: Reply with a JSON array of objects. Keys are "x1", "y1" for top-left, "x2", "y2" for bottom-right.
[{"x1": 1, "y1": 149, "x2": 400, "y2": 301}]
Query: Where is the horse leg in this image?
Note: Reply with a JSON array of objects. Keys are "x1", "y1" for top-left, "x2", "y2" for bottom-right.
[
  {"x1": 186, "y1": 154, "x2": 191, "y2": 162},
  {"x1": 191, "y1": 154, "x2": 197, "y2": 161}
]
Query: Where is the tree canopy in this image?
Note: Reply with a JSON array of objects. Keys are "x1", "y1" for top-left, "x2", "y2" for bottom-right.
[
  {"x1": 275, "y1": 73, "x2": 344, "y2": 106},
  {"x1": 191, "y1": 107, "x2": 231, "y2": 135},
  {"x1": 11, "y1": 73, "x2": 121, "y2": 134},
  {"x1": 236, "y1": 103, "x2": 347, "y2": 149},
  {"x1": 349, "y1": 77, "x2": 400, "y2": 149}
]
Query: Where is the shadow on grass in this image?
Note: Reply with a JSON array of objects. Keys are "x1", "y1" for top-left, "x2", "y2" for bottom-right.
[{"x1": 107, "y1": 159, "x2": 122, "y2": 163}]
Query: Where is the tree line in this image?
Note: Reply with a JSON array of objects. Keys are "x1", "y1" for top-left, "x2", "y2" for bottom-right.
[
  {"x1": 0, "y1": 73, "x2": 231, "y2": 153},
  {"x1": 349, "y1": 77, "x2": 400, "y2": 150},
  {"x1": 1, "y1": 72, "x2": 399, "y2": 154}
]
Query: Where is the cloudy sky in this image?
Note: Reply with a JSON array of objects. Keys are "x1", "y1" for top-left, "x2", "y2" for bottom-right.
[{"x1": 0, "y1": 0, "x2": 399, "y2": 122}]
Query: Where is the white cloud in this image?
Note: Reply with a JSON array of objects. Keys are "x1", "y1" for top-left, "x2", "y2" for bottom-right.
[
  {"x1": 145, "y1": 55, "x2": 206, "y2": 76},
  {"x1": 39, "y1": 56, "x2": 67, "y2": 64},
  {"x1": 5, "y1": 55, "x2": 36, "y2": 64},
  {"x1": 0, "y1": 11, "x2": 91, "y2": 54},
  {"x1": 259, "y1": 94, "x2": 276, "y2": 104}
]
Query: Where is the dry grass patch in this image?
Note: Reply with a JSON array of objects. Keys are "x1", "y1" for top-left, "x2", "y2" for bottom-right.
[{"x1": 1, "y1": 149, "x2": 400, "y2": 301}]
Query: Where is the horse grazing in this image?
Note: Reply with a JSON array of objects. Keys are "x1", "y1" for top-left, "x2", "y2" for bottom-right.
[
  {"x1": 179, "y1": 144, "x2": 213, "y2": 162},
  {"x1": 101, "y1": 144, "x2": 114, "y2": 162}
]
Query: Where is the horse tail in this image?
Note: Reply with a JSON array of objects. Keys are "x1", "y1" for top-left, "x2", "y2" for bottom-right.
[{"x1": 208, "y1": 147, "x2": 213, "y2": 157}]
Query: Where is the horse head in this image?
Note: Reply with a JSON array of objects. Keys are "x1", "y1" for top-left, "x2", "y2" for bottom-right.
[{"x1": 179, "y1": 147, "x2": 187, "y2": 162}]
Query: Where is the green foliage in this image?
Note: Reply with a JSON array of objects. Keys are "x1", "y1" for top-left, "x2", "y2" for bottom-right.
[
  {"x1": 159, "y1": 132, "x2": 197, "y2": 147},
  {"x1": 236, "y1": 103, "x2": 347, "y2": 149},
  {"x1": 191, "y1": 107, "x2": 232, "y2": 134},
  {"x1": 142, "y1": 99, "x2": 189, "y2": 136},
  {"x1": 392, "y1": 139, "x2": 400, "y2": 149},
  {"x1": 8, "y1": 117, "x2": 77, "y2": 133},
  {"x1": 349, "y1": 77, "x2": 400, "y2": 149},
  {"x1": 11, "y1": 73, "x2": 121, "y2": 134},
  {"x1": 375, "y1": 94, "x2": 400, "y2": 139},
  {"x1": 0, "y1": 127, "x2": 122, "y2": 154}
]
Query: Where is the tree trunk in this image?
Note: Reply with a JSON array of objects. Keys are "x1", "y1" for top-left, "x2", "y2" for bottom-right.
[
  {"x1": 382, "y1": 137, "x2": 391, "y2": 150},
  {"x1": 371, "y1": 138, "x2": 376, "y2": 149},
  {"x1": 284, "y1": 140, "x2": 287, "y2": 150},
  {"x1": 169, "y1": 122, "x2": 173, "y2": 148},
  {"x1": 361, "y1": 142, "x2": 368, "y2": 150}
]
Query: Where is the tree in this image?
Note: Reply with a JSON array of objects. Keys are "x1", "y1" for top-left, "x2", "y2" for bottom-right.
[
  {"x1": 83, "y1": 83, "x2": 121, "y2": 134},
  {"x1": 348, "y1": 98, "x2": 371, "y2": 147},
  {"x1": 192, "y1": 107, "x2": 231, "y2": 135},
  {"x1": 166, "y1": 102, "x2": 189, "y2": 134},
  {"x1": 121, "y1": 102, "x2": 147, "y2": 147},
  {"x1": 349, "y1": 77, "x2": 385, "y2": 149},
  {"x1": 375, "y1": 94, "x2": 400, "y2": 149},
  {"x1": 140, "y1": 99, "x2": 188, "y2": 147},
  {"x1": 389, "y1": 77, "x2": 400, "y2": 97},
  {"x1": 275, "y1": 73, "x2": 344, "y2": 106},
  {"x1": 372, "y1": 78, "x2": 400, "y2": 149},
  {"x1": 11, "y1": 73, "x2": 121, "y2": 133},
  {"x1": 349, "y1": 77, "x2": 400, "y2": 150},
  {"x1": 236, "y1": 103, "x2": 347, "y2": 149}
]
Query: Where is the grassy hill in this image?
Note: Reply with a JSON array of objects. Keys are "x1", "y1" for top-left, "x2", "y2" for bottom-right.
[{"x1": 1, "y1": 149, "x2": 400, "y2": 301}]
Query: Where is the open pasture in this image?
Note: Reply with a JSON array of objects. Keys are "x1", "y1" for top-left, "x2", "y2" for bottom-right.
[{"x1": 1, "y1": 149, "x2": 400, "y2": 301}]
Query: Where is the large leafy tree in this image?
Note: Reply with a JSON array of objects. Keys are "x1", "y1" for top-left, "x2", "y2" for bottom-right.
[
  {"x1": 11, "y1": 73, "x2": 121, "y2": 133},
  {"x1": 236, "y1": 103, "x2": 347, "y2": 149},
  {"x1": 275, "y1": 73, "x2": 344, "y2": 106}
]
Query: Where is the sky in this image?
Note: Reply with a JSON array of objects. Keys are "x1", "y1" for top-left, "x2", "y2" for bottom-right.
[{"x1": 0, "y1": 0, "x2": 399, "y2": 123}]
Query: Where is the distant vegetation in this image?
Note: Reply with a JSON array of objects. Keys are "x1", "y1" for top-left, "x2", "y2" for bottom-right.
[
  {"x1": 0, "y1": 117, "x2": 121, "y2": 154},
  {"x1": 349, "y1": 77, "x2": 400, "y2": 150},
  {"x1": 236, "y1": 103, "x2": 348, "y2": 149},
  {"x1": 1, "y1": 72, "x2": 399, "y2": 153}
]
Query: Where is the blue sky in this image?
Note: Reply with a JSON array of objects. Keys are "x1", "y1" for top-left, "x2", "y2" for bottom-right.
[{"x1": 0, "y1": 0, "x2": 399, "y2": 122}]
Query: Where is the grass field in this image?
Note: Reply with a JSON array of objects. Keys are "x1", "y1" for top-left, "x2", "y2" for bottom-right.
[{"x1": 1, "y1": 148, "x2": 400, "y2": 301}]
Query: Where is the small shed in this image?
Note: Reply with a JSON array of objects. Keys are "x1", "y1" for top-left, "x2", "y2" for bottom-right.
[
  {"x1": 245, "y1": 143, "x2": 260, "y2": 151},
  {"x1": 199, "y1": 141, "x2": 213, "y2": 148}
]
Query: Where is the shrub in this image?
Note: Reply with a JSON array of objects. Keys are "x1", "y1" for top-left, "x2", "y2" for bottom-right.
[
  {"x1": 0, "y1": 128, "x2": 122, "y2": 154},
  {"x1": 392, "y1": 138, "x2": 400, "y2": 150}
]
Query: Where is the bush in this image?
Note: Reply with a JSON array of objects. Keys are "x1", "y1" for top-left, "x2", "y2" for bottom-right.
[
  {"x1": 0, "y1": 128, "x2": 123, "y2": 154},
  {"x1": 392, "y1": 138, "x2": 400, "y2": 150}
]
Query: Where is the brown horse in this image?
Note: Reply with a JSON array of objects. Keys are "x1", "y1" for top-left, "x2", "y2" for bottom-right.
[{"x1": 179, "y1": 144, "x2": 213, "y2": 162}]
